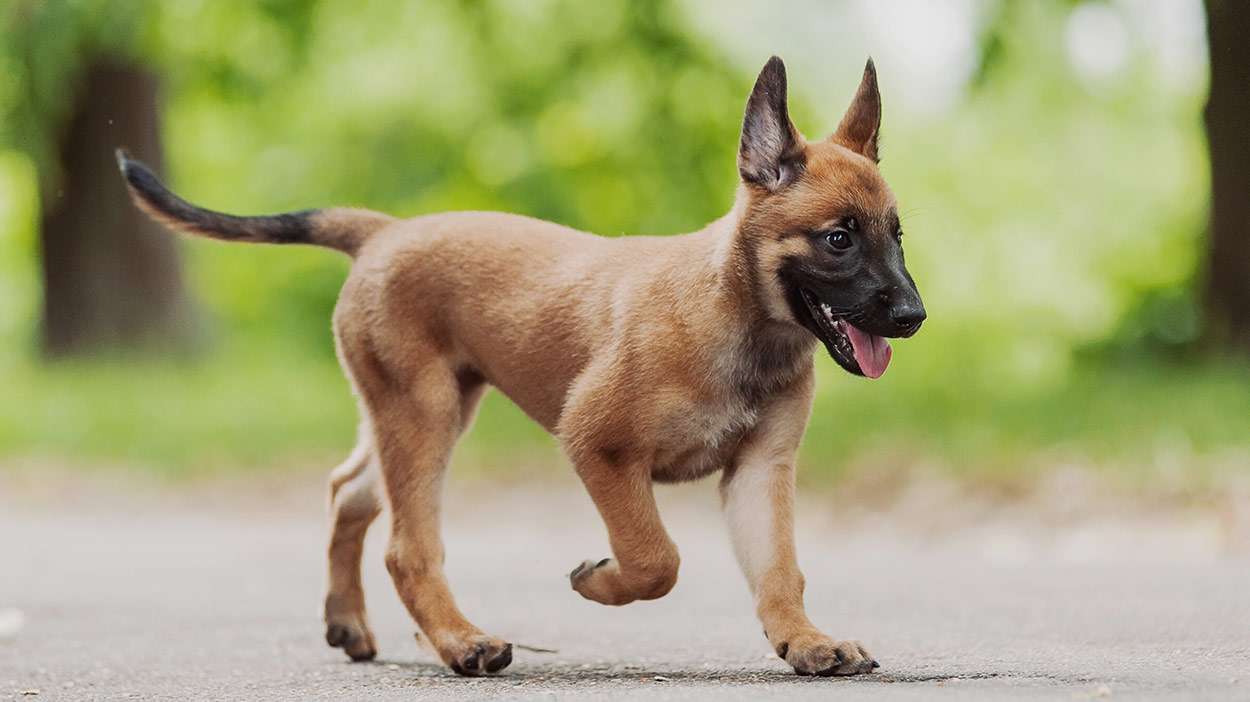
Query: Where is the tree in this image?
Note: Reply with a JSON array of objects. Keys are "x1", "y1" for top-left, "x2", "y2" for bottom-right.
[
  {"x1": 3, "y1": 2, "x2": 198, "y2": 356},
  {"x1": 40, "y1": 63, "x2": 197, "y2": 356},
  {"x1": 1202, "y1": 0, "x2": 1250, "y2": 354}
]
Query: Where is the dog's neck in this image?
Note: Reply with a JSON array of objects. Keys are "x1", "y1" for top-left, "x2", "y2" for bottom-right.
[{"x1": 696, "y1": 195, "x2": 816, "y2": 399}]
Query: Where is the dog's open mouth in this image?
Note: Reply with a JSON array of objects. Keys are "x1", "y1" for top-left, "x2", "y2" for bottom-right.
[{"x1": 799, "y1": 290, "x2": 892, "y2": 379}]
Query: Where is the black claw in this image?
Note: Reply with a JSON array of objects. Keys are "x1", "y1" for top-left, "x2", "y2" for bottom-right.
[
  {"x1": 463, "y1": 647, "x2": 482, "y2": 671},
  {"x1": 776, "y1": 642, "x2": 789, "y2": 660},
  {"x1": 814, "y1": 651, "x2": 846, "y2": 677},
  {"x1": 450, "y1": 661, "x2": 466, "y2": 676},
  {"x1": 596, "y1": 557, "x2": 612, "y2": 568},
  {"x1": 570, "y1": 563, "x2": 587, "y2": 581},
  {"x1": 871, "y1": 660, "x2": 881, "y2": 669},
  {"x1": 485, "y1": 643, "x2": 513, "y2": 673}
]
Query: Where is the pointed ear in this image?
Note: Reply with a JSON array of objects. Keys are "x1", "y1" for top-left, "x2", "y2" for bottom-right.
[
  {"x1": 829, "y1": 58, "x2": 882, "y2": 162},
  {"x1": 738, "y1": 56, "x2": 805, "y2": 191}
]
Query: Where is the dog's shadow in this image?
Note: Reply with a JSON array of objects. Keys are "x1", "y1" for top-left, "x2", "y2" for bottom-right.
[
  {"x1": 346, "y1": 656, "x2": 1045, "y2": 689},
  {"x1": 348, "y1": 657, "x2": 910, "y2": 685}
]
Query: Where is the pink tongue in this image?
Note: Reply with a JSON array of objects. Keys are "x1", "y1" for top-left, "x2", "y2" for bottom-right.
[{"x1": 844, "y1": 324, "x2": 892, "y2": 379}]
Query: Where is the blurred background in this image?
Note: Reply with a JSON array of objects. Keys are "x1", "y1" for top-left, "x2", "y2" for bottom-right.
[{"x1": 1, "y1": 0, "x2": 1246, "y2": 493}]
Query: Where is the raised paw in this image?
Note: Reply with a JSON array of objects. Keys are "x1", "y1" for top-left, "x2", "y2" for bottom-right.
[
  {"x1": 569, "y1": 557, "x2": 631, "y2": 605},
  {"x1": 570, "y1": 557, "x2": 612, "y2": 586},
  {"x1": 776, "y1": 632, "x2": 879, "y2": 676},
  {"x1": 442, "y1": 635, "x2": 513, "y2": 676},
  {"x1": 324, "y1": 612, "x2": 377, "y2": 662},
  {"x1": 569, "y1": 556, "x2": 678, "y2": 605},
  {"x1": 570, "y1": 557, "x2": 613, "y2": 602}
]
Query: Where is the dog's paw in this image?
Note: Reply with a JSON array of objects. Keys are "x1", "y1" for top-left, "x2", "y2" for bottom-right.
[
  {"x1": 776, "y1": 632, "x2": 878, "y2": 676},
  {"x1": 570, "y1": 557, "x2": 612, "y2": 587},
  {"x1": 442, "y1": 635, "x2": 513, "y2": 676},
  {"x1": 569, "y1": 557, "x2": 628, "y2": 605},
  {"x1": 324, "y1": 612, "x2": 377, "y2": 662},
  {"x1": 569, "y1": 556, "x2": 678, "y2": 605}
]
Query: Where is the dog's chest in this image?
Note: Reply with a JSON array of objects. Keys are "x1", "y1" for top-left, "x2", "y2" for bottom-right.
[
  {"x1": 649, "y1": 393, "x2": 758, "y2": 483},
  {"x1": 647, "y1": 336, "x2": 813, "y2": 483}
]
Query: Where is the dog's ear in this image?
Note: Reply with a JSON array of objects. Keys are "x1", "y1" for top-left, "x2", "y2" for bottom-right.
[
  {"x1": 829, "y1": 58, "x2": 881, "y2": 162},
  {"x1": 738, "y1": 56, "x2": 805, "y2": 191}
]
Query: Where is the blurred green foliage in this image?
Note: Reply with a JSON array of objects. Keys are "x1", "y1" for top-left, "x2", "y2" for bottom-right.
[{"x1": 0, "y1": 0, "x2": 1246, "y2": 481}]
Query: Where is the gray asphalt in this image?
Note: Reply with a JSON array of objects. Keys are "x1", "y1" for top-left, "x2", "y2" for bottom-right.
[{"x1": 1, "y1": 476, "x2": 1247, "y2": 701}]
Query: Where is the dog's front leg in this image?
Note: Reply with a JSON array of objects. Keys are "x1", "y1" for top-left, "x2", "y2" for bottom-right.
[
  {"x1": 720, "y1": 382, "x2": 879, "y2": 676},
  {"x1": 566, "y1": 449, "x2": 681, "y2": 606}
]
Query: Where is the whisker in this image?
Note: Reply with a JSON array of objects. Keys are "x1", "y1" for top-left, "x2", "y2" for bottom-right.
[{"x1": 899, "y1": 206, "x2": 931, "y2": 224}]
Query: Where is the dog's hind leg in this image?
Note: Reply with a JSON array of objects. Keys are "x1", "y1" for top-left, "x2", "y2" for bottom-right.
[
  {"x1": 323, "y1": 422, "x2": 383, "y2": 661},
  {"x1": 340, "y1": 329, "x2": 510, "y2": 676}
]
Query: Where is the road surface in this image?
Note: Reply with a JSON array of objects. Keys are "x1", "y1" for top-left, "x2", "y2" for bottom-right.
[{"x1": 2, "y1": 473, "x2": 1247, "y2": 700}]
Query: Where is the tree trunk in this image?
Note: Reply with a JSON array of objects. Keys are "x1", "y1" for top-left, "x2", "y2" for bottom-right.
[
  {"x1": 1203, "y1": 0, "x2": 1250, "y2": 354},
  {"x1": 39, "y1": 62, "x2": 199, "y2": 357}
]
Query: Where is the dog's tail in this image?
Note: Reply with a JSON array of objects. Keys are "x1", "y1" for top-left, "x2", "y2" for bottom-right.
[{"x1": 115, "y1": 149, "x2": 394, "y2": 257}]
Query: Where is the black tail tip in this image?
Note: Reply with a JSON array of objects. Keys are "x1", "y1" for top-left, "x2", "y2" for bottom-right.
[
  {"x1": 114, "y1": 147, "x2": 158, "y2": 193},
  {"x1": 114, "y1": 147, "x2": 132, "y2": 173}
]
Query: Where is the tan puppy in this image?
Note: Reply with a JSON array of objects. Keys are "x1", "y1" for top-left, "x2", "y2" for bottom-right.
[{"x1": 118, "y1": 55, "x2": 924, "y2": 677}]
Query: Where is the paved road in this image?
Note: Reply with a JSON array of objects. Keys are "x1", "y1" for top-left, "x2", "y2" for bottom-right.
[{"x1": 1, "y1": 476, "x2": 1247, "y2": 700}]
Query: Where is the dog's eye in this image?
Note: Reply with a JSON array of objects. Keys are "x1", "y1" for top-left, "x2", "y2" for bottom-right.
[{"x1": 826, "y1": 231, "x2": 852, "y2": 250}]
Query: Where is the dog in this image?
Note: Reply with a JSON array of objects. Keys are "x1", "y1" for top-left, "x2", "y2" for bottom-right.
[{"x1": 118, "y1": 55, "x2": 924, "y2": 677}]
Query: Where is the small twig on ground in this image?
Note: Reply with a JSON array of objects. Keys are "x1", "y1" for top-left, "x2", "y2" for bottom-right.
[{"x1": 513, "y1": 643, "x2": 559, "y2": 654}]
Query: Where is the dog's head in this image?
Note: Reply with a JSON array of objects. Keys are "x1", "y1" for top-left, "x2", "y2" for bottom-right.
[{"x1": 734, "y1": 56, "x2": 925, "y2": 379}]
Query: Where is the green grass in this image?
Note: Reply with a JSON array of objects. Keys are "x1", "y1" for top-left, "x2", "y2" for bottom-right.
[
  {"x1": 2, "y1": 340, "x2": 1248, "y2": 488},
  {"x1": 0, "y1": 341, "x2": 560, "y2": 478},
  {"x1": 0, "y1": 345, "x2": 359, "y2": 477},
  {"x1": 800, "y1": 355, "x2": 1250, "y2": 489}
]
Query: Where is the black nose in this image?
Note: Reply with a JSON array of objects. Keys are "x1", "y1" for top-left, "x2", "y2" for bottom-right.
[{"x1": 890, "y1": 298, "x2": 926, "y2": 331}]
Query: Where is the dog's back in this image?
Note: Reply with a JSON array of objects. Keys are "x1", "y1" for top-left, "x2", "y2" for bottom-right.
[{"x1": 345, "y1": 210, "x2": 735, "y2": 432}]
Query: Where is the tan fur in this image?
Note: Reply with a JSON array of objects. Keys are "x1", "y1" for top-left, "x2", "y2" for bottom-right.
[{"x1": 122, "y1": 57, "x2": 904, "y2": 678}]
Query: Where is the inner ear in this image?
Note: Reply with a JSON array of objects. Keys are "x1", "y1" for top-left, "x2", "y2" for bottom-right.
[
  {"x1": 738, "y1": 56, "x2": 806, "y2": 191},
  {"x1": 829, "y1": 58, "x2": 882, "y2": 162}
]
